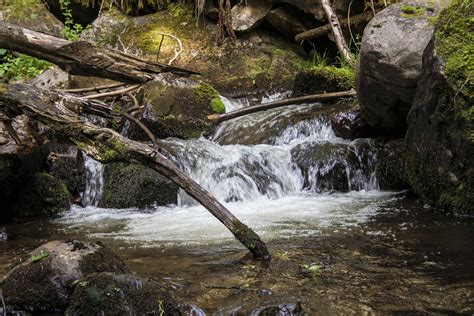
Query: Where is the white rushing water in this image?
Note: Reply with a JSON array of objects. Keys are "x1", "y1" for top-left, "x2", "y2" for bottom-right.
[
  {"x1": 81, "y1": 153, "x2": 104, "y2": 207},
  {"x1": 60, "y1": 94, "x2": 386, "y2": 247}
]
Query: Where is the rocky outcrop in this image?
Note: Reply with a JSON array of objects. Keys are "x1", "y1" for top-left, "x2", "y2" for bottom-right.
[
  {"x1": 231, "y1": 0, "x2": 273, "y2": 33},
  {"x1": 404, "y1": 1, "x2": 473, "y2": 216},
  {"x1": 99, "y1": 162, "x2": 178, "y2": 209},
  {"x1": 356, "y1": 2, "x2": 437, "y2": 135}
]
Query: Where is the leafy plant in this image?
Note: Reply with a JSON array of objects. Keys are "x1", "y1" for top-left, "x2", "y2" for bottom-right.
[
  {"x1": 0, "y1": 53, "x2": 52, "y2": 81},
  {"x1": 59, "y1": 0, "x2": 89, "y2": 41}
]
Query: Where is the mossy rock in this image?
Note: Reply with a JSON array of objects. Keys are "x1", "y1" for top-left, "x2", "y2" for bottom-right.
[
  {"x1": 292, "y1": 66, "x2": 355, "y2": 96},
  {"x1": 405, "y1": 0, "x2": 473, "y2": 215},
  {"x1": 1, "y1": 0, "x2": 64, "y2": 36},
  {"x1": 12, "y1": 172, "x2": 71, "y2": 218},
  {"x1": 375, "y1": 139, "x2": 409, "y2": 191},
  {"x1": 66, "y1": 272, "x2": 184, "y2": 315},
  {"x1": 2, "y1": 240, "x2": 129, "y2": 313},
  {"x1": 127, "y1": 79, "x2": 220, "y2": 140},
  {"x1": 99, "y1": 162, "x2": 178, "y2": 209}
]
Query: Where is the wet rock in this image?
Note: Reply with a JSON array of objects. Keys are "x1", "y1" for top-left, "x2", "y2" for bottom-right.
[
  {"x1": 66, "y1": 272, "x2": 184, "y2": 315},
  {"x1": 331, "y1": 108, "x2": 380, "y2": 140},
  {"x1": 404, "y1": 1, "x2": 473, "y2": 216},
  {"x1": 11, "y1": 172, "x2": 71, "y2": 218},
  {"x1": 2, "y1": 240, "x2": 129, "y2": 313},
  {"x1": 127, "y1": 78, "x2": 221, "y2": 140},
  {"x1": 250, "y1": 302, "x2": 304, "y2": 315},
  {"x1": 231, "y1": 0, "x2": 273, "y2": 33},
  {"x1": 42, "y1": 141, "x2": 86, "y2": 201},
  {"x1": 99, "y1": 162, "x2": 178, "y2": 209},
  {"x1": 277, "y1": 0, "x2": 325, "y2": 21},
  {"x1": 291, "y1": 141, "x2": 375, "y2": 192},
  {"x1": 356, "y1": 2, "x2": 438, "y2": 135},
  {"x1": 375, "y1": 139, "x2": 409, "y2": 191},
  {"x1": 266, "y1": 6, "x2": 307, "y2": 38},
  {"x1": 0, "y1": 0, "x2": 63, "y2": 36}
]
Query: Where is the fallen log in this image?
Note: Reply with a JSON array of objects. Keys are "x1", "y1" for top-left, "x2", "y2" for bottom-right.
[
  {"x1": 295, "y1": 11, "x2": 374, "y2": 42},
  {"x1": 0, "y1": 22, "x2": 198, "y2": 83},
  {"x1": 0, "y1": 83, "x2": 270, "y2": 260},
  {"x1": 208, "y1": 90, "x2": 357, "y2": 123}
]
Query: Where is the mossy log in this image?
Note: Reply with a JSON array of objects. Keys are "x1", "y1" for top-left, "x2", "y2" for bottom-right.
[
  {"x1": 0, "y1": 22, "x2": 197, "y2": 83},
  {"x1": 208, "y1": 89, "x2": 357, "y2": 123},
  {"x1": 0, "y1": 83, "x2": 270, "y2": 260}
]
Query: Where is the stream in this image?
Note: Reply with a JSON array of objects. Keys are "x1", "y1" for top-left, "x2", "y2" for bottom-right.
[{"x1": 0, "y1": 95, "x2": 473, "y2": 314}]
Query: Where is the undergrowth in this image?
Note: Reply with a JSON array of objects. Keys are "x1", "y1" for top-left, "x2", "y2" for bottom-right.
[{"x1": 0, "y1": 50, "x2": 52, "y2": 81}]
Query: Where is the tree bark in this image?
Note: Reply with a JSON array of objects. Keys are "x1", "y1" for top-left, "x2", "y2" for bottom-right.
[
  {"x1": 320, "y1": 0, "x2": 355, "y2": 67},
  {"x1": 0, "y1": 22, "x2": 197, "y2": 83},
  {"x1": 295, "y1": 11, "x2": 374, "y2": 42},
  {"x1": 208, "y1": 90, "x2": 357, "y2": 123},
  {"x1": 0, "y1": 83, "x2": 270, "y2": 260}
]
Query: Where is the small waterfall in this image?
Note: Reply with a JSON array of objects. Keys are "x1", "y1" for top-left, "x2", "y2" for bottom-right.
[{"x1": 81, "y1": 153, "x2": 104, "y2": 206}]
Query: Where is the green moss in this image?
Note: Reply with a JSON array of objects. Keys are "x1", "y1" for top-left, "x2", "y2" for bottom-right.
[
  {"x1": 101, "y1": 139, "x2": 127, "y2": 162},
  {"x1": 13, "y1": 173, "x2": 70, "y2": 218},
  {"x1": 31, "y1": 251, "x2": 50, "y2": 262},
  {"x1": 400, "y1": 5, "x2": 426, "y2": 18},
  {"x1": 210, "y1": 97, "x2": 225, "y2": 114},
  {"x1": 435, "y1": 0, "x2": 474, "y2": 141},
  {"x1": 2, "y1": 0, "x2": 42, "y2": 19}
]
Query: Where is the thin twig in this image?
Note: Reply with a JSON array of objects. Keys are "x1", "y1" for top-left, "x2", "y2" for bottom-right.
[
  {"x1": 156, "y1": 32, "x2": 183, "y2": 65},
  {"x1": 60, "y1": 82, "x2": 126, "y2": 93},
  {"x1": 83, "y1": 84, "x2": 141, "y2": 100},
  {"x1": 122, "y1": 112, "x2": 157, "y2": 145}
]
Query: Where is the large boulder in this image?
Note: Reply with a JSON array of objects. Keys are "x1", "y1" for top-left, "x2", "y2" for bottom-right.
[
  {"x1": 99, "y1": 162, "x2": 178, "y2": 209},
  {"x1": 331, "y1": 108, "x2": 380, "y2": 140},
  {"x1": 356, "y1": 2, "x2": 438, "y2": 135},
  {"x1": 2, "y1": 240, "x2": 129, "y2": 313},
  {"x1": 375, "y1": 139, "x2": 409, "y2": 191},
  {"x1": 404, "y1": 1, "x2": 473, "y2": 216}
]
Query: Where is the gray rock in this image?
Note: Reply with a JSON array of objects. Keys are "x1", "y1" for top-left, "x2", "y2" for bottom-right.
[
  {"x1": 99, "y1": 162, "x2": 178, "y2": 209},
  {"x1": 30, "y1": 67, "x2": 69, "y2": 90},
  {"x1": 231, "y1": 0, "x2": 273, "y2": 33},
  {"x1": 356, "y1": 2, "x2": 437, "y2": 134}
]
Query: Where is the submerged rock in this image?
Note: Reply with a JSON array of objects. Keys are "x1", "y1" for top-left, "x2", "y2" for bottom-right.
[
  {"x1": 356, "y1": 2, "x2": 438, "y2": 135},
  {"x1": 2, "y1": 240, "x2": 129, "y2": 313},
  {"x1": 66, "y1": 272, "x2": 184, "y2": 315},
  {"x1": 99, "y1": 162, "x2": 178, "y2": 209},
  {"x1": 404, "y1": 1, "x2": 473, "y2": 216}
]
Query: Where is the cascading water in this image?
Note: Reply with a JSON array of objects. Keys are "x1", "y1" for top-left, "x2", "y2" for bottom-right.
[
  {"x1": 61, "y1": 94, "x2": 387, "y2": 247},
  {"x1": 81, "y1": 152, "x2": 104, "y2": 207}
]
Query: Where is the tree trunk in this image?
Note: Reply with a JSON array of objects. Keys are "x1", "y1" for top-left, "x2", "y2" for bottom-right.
[
  {"x1": 208, "y1": 90, "x2": 356, "y2": 123},
  {"x1": 295, "y1": 11, "x2": 374, "y2": 42},
  {"x1": 320, "y1": 0, "x2": 355, "y2": 67},
  {"x1": 0, "y1": 22, "x2": 197, "y2": 83},
  {"x1": 0, "y1": 83, "x2": 270, "y2": 260}
]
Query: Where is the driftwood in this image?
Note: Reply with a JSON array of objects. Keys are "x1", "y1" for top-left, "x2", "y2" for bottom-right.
[
  {"x1": 0, "y1": 22, "x2": 198, "y2": 83},
  {"x1": 320, "y1": 0, "x2": 354, "y2": 67},
  {"x1": 295, "y1": 11, "x2": 374, "y2": 42},
  {"x1": 208, "y1": 90, "x2": 357, "y2": 123},
  {"x1": 0, "y1": 83, "x2": 270, "y2": 260}
]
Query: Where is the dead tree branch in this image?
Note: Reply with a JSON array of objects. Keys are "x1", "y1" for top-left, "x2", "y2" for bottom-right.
[{"x1": 208, "y1": 90, "x2": 357, "y2": 123}]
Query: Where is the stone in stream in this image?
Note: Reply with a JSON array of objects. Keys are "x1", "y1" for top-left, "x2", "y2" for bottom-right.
[
  {"x1": 356, "y1": 2, "x2": 438, "y2": 135},
  {"x1": 2, "y1": 240, "x2": 129, "y2": 313},
  {"x1": 330, "y1": 108, "x2": 381, "y2": 140},
  {"x1": 2, "y1": 240, "x2": 187, "y2": 314},
  {"x1": 99, "y1": 162, "x2": 178, "y2": 209}
]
